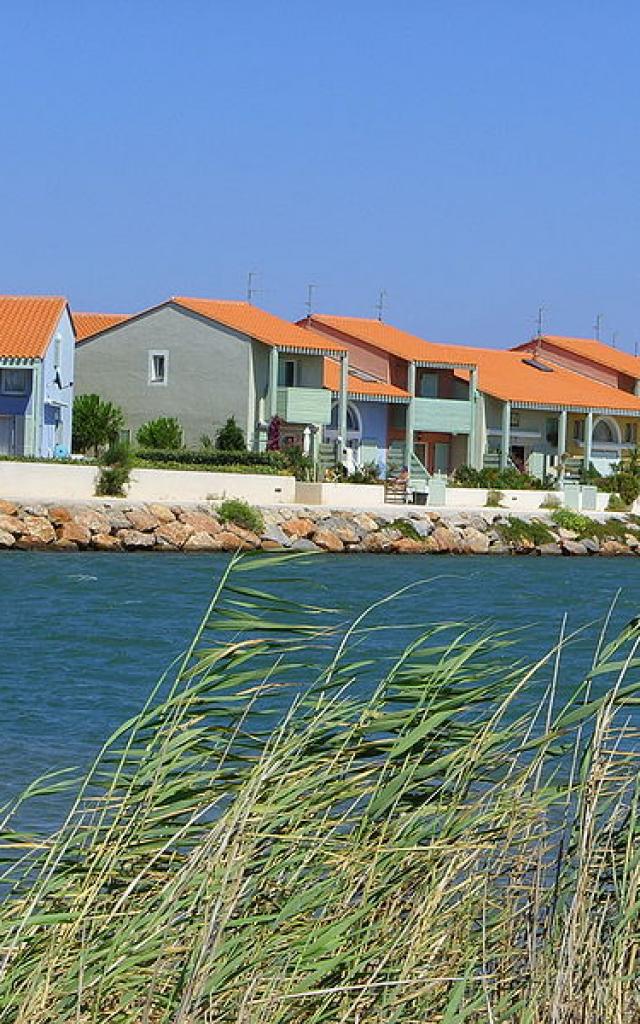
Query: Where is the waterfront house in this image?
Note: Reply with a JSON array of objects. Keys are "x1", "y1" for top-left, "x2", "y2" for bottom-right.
[
  {"x1": 74, "y1": 298, "x2": 348, "y2": 452},
  {"x1": 0, "y1": 296, "x2": 75, "y2": 458},
  {"x1": 303, "y1": 316, "x2": 640, "y2": 482}
]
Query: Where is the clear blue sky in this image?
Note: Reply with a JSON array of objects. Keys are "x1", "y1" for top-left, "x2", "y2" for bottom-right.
[{"x1": 2, "y1": 1, "x2": 640, "y2": 349}]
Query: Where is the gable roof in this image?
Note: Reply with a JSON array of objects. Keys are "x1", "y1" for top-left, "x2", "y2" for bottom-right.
[
  {"x1": 73, "y1": 312, "x2": 129, "y2": 342},
  {"x1": 0, "y1": 295, "x2": 68, "y2": 359},
  {"x1": 322, "y1": 358, "x2": 409, "y2": 401},
  {"x1": 173, "y1": 298, "x2": 346, "y2": 353},
  {"x1": 455, "y1": 349, "x2": 640, "y2": 413},
  {"x1": 514, "y1": 335, "x2": 640, "y2": 380},
  {"x1": 306, "y1": 315, "x2": 478, "y2": 366}
]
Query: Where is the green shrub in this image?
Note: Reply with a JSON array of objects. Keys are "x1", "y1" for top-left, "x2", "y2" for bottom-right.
[
  {"x1": 607, "y1": 493, "x2": 629, "y2": 512},
  {"x1": 389, "y1": 518, "x2": 421, "y2": 541},
  {"x1": 551, "y1": 508, "x2": 592, "y2": 534},
  {"x1": 137, "y1": 417, "x2": 183, "y2": 450},
  {"x1": 72, "y1": 394, "x2": 124, "y2": 455},
  {"x1": 452, "y1": 464, "x2": 546, "y2": 490},
  {"x1": 217, "y1": 498, "x2": 264, "y2": 535},
  {"x1": 497, "y1": 517, "x2": 554, "y2": 547},
  {"x1": 485, "y1": 489, "x2": 504, "y2": 507},
  {"x1": 95, "y1": 441, "x2": 133, "y2": 497},
  {"x1": 135, "y1": 448, "x2": 286, "y2": 469},
  {"x1": 216, "y1": 416, "x2": 246, "y2": 451}
]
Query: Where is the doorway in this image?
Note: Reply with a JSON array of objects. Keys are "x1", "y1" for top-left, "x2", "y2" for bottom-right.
[{"x1": 0, "y1": 416, "x2": 15, "y2": 455}]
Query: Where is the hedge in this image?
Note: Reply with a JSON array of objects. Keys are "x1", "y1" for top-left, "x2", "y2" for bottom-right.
[{"x1": 135, "y1": 449, "x2": 287, "y2": 469}]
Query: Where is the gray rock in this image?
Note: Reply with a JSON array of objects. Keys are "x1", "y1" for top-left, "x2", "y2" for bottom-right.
[
  {"x1": 408, "y1": 518, "x2": 433, "y2": 538},
  {"x1": 290, "y1": 537, "x2": 320, "y2": 552},
  {"x1": 562, "y1": 540, "x2": 588, "y2": 556},
  {"x1": 583, "y1": 537, "x2": 600, "y2": 554},
  {"x1": 261, "y1": 524, "x2": 292, "y2": 547},
  {"x1": 538, "y1": 542, "x2": 562, "y2": 556}
]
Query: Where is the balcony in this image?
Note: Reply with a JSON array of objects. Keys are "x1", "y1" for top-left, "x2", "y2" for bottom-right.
[
  {"x1": 276, "y1": 386, "x2": 332, "y2": 425},
  {"x1": 413, "y1": 397, "x2": 473, "y2": 433}
]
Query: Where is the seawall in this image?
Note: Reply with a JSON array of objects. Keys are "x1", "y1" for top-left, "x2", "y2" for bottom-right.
[{"x1": 0, "y1": 499, "x2": 638, "y2": 555}]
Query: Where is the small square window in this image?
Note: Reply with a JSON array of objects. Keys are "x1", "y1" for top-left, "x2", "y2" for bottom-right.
[
  {"x1": 148, "y1": 350, "x2": 168, "y2": 385},
  {"x1": 1, "y1": 369, "x2": 29, "y2": 395}
]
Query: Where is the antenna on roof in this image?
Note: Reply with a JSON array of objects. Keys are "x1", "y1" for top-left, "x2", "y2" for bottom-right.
[
  {"x1": 376, "y1": 288, "x2": 387, "y2": 323},
  {"x1": 305, "y1": 283, "x2": 318, "y2": 319},
  {"x1": 593, "y1": 313, "x2": 603, "y2": 341},
  {"x1": 635, "y1": 341, "x2": 639, "y2": 358},
  {"x1": 536, "y1": 305, "x2": 544, "y2": 339},
  {"x1": 611, "y1": 330, "x2": 618, "y2": 348},
  {"x1": 246, "y1": 271, "x2": 258, "y2": 305}
]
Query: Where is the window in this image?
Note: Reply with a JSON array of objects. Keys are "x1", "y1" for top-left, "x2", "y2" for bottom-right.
[
  {"x1": 624, "y1": 422, "x2": 638, "y2": 444},
  {"x1": 418, "y1": 372, "x2": 438, "y2": 398},
  {"x1": 1, "y1": 369, "x2": 29, "y2": 395},
  {"x1": 278, "y1": 360, "x2": 297, "y2": 387},
  {"x1": 54, "y1": 333, "x2": 62, "y2": 367},
  {"x1": 119, "y1": 429, "x2": 131, "y2": 445},
  {"x1": 573, "y1": 419, "x2": 585, "y2": 442},
  {"x1": 148, "y1": 350, "x2": 168, "y2": 385},
  {"x1": 593, "y1": 419, "x2": 615, "y2": 444},
  {"x1": 510, "y1": 411, "x2": 520, "y2": 429},
  {"x1": 545, "y1": 417, "x2": 558, "y2": 446}
]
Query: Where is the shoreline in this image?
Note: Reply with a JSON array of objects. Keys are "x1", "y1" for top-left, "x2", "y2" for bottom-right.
[{"x1": 0, "y1": 498, "x2": 638, "y2": 556}]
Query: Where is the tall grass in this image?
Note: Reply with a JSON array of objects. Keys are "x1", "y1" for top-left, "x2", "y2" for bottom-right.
[{"x1": 0, "y1": 553, "x2": 639, "y2": 1022}]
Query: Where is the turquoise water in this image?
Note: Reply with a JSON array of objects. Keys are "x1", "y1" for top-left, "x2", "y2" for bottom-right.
[{"x1": 1, "y1": 551, "x2": 639, "y2": 830}]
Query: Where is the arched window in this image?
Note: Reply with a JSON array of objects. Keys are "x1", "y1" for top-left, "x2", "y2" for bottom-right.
[
  {"x1": 592, "y1": 418, "x2": 619, "y2": 445},
  {"x1": 328, "y1": 402, "x2": 361, "y2": 436}
]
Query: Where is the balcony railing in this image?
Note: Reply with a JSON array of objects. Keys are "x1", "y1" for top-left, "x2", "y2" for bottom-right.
[
  {"x1": 276, "y1": 386, "x2": 332, "y2": 425},
  {"x1": 413, "y1": 397, "x2": 472, "y2": 433}
]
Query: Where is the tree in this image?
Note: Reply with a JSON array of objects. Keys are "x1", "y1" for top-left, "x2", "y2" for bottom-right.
[
  {"x1": 215, "y1": 416, "x2": 245, "y2": 451},
  {"x1": 72, "y1": 394, "x2": 124, "y2": 455},
  {"x1": 137, "y1": 417, "x2": 183, "y2": 450}
]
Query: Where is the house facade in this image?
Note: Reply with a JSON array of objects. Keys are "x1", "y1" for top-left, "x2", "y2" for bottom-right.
[
  {"x1": 74, "y1": 298, "x2": 348, "y2": 453},
  {"x1": 0, "y1": 296, "x2": 75, "y2": 458}
]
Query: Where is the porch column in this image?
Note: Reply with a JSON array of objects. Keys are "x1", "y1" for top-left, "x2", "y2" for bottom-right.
[
  {"x1": 467, "y1": 367, "x2": 479, "y2": 468},
  {"x1": 500, "y1": 399, "x2": 511, "y2": 470},
  {"x1": 557, "y1": 409, "x2": 567, "y2": 482},
  {"x1": 267, "y1": 347, "x2": 279, "y2": 421},
  {"x1": 584, "y1": 410, "x2": 593, "y2": 469},
  {"x1": 404, "y1": 361, "x2": 416, "y2": 470},
  {"x1": 337, "y1": 352, "x2": 349, "y2": 446}
]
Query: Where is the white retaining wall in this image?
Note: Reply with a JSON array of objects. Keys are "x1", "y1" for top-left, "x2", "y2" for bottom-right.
[
  {"x1": 0, "y1": 462, "x2": 296, "y2": 504},
  {"x1": 295, "y1": 482, "x2": 387, "y2": 507},
  {"x1": 443, "y1": 487, "x2": 610, "y2": 512}
]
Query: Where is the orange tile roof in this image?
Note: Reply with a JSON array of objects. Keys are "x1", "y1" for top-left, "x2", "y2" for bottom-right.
[
  {"x1": 173, "y1": 298, "x2": 346, "y2": 353},
  {"x1": 73, "y1": 312, "x2": 129, "y2": 341},
  {"x1": 0, "y1": 295, "x2": 67, "y2": 359},
  {"x1": 307, "y1": 315, "x2": 478, "y2": 366},
  {"x1": 514, "y1": 335, "x2": 640, "y2": 380},
  {"x1": 322, "y1": 358, "x2": 409, "y2": 400},
  {"x1": 455, "y1": 349, "x2": 640, "y2": 412}
]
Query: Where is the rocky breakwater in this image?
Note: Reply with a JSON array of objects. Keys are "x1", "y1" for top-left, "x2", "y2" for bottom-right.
[{"x1": 0, "y1": 499, "x2": 639, "y2": 555}]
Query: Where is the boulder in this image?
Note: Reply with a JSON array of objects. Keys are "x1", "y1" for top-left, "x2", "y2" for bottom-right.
[
  {"x1": 0, "y1": 500, "x2": 18, "y2": 516},
  {"x1": 362, "y1": 532, "x2": 393, "y2": 552},
  {"x1": 600, "y1": 539, "x2": 631, "y2": 556},
  {"x1": 353, "y1": 512, "x2": 379, "y2": 534},
  {"x1": 20, "y1": 516, "x2": 55, "y2": 545},
  {"x1": 430, "y1": 525, "x2": 461, "y2": 553},
  {"x1": 184, "y1": 531, "x2": 224, "y2": 551},
  {"x1": 290, "y1": 537, "x2": 320, "y2": 552},
  {"x1": 225, "y1": 524, "x2": 261, "y2": 548},
  {"x1": 125, "y1": 508, "x2": 159, "y2": 532},
  {"x1": 557, "y1": 527, "x2": 578, "y2": 541},
  {"x1": 261, "y1": 524, "x2": 291, "y2": 548},
  {"x1": 73, "y1": 509, "x2": 112, "y2": 534},
  {"x1": 0, "y1": 514, "x2": 22, "y2": 535},
  {"x1": 460, "y1": 528, "x2": 490, "y2": 554},
  {"x1": 562, "y1": 540, "x2": 588, "y2": 556},
  {"x1": 282, "y1": 517, "x2": 315, "y2": 538},
  {"x1": 321, "y1": 517, "x2": 361, "y2": 544},
  {"x1": 0, "y1": 530, "x2": 15, "y2": 548},
  {"x1": 393, "y1": 537, "x2": 425, "y2": 554},
  {"x1": 48, "y1": 506, "x2": 73, "y2": 525},
  {"x1": 155, "y1": 521, "x2": 194, "y2": 549},
  {"x1": 147, "y1": 503, "x2": 176, "y2": 523},
  {"x1": 179, "y1": 511, "x2": 221, "y2": 535},
  {"x1": 52, "y1": 539, "x2": 78, "y2": 551},
  {"x1": 117, "y1": 529, "x2": 155, "y2": 549},
  {"x1": 313, "y1": 530, "x2": 344, "y2": 552},
  {"x1": 93, "y1": 533, "x2": 122, "y2": 551},
  {"x1": 408, "y1": 518, "x2": 433, "y2": 538},
  {"x1": 538, "y1": 542, "x2": 562, "y2": 556},
  {"x1": 57, "y1": 522, "x2": 92, "y2": 546},
  {"x1": 582, "y1": 538, "x2": 600, "y2": 554}
]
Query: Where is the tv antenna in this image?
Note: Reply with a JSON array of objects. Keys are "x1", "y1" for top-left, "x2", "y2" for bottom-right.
[
  {"x1": 305, "y1": 283, "x2": 318, "y2": 318},
  {"x1": 611, "y1": 330, "x2": 618, "y2": 348},
  {"x1": 593, "y1": 313, "x2": 603, "y2": 341},
  {"x1": 376, "y1": 288, "x2": 387, "y2": 323},
  {"x1": 536, "y1": 305, "x2": 545, "y2": 339},
  {"x1": 246, "y1": 271, "x2": 258, "y2": 304}
]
